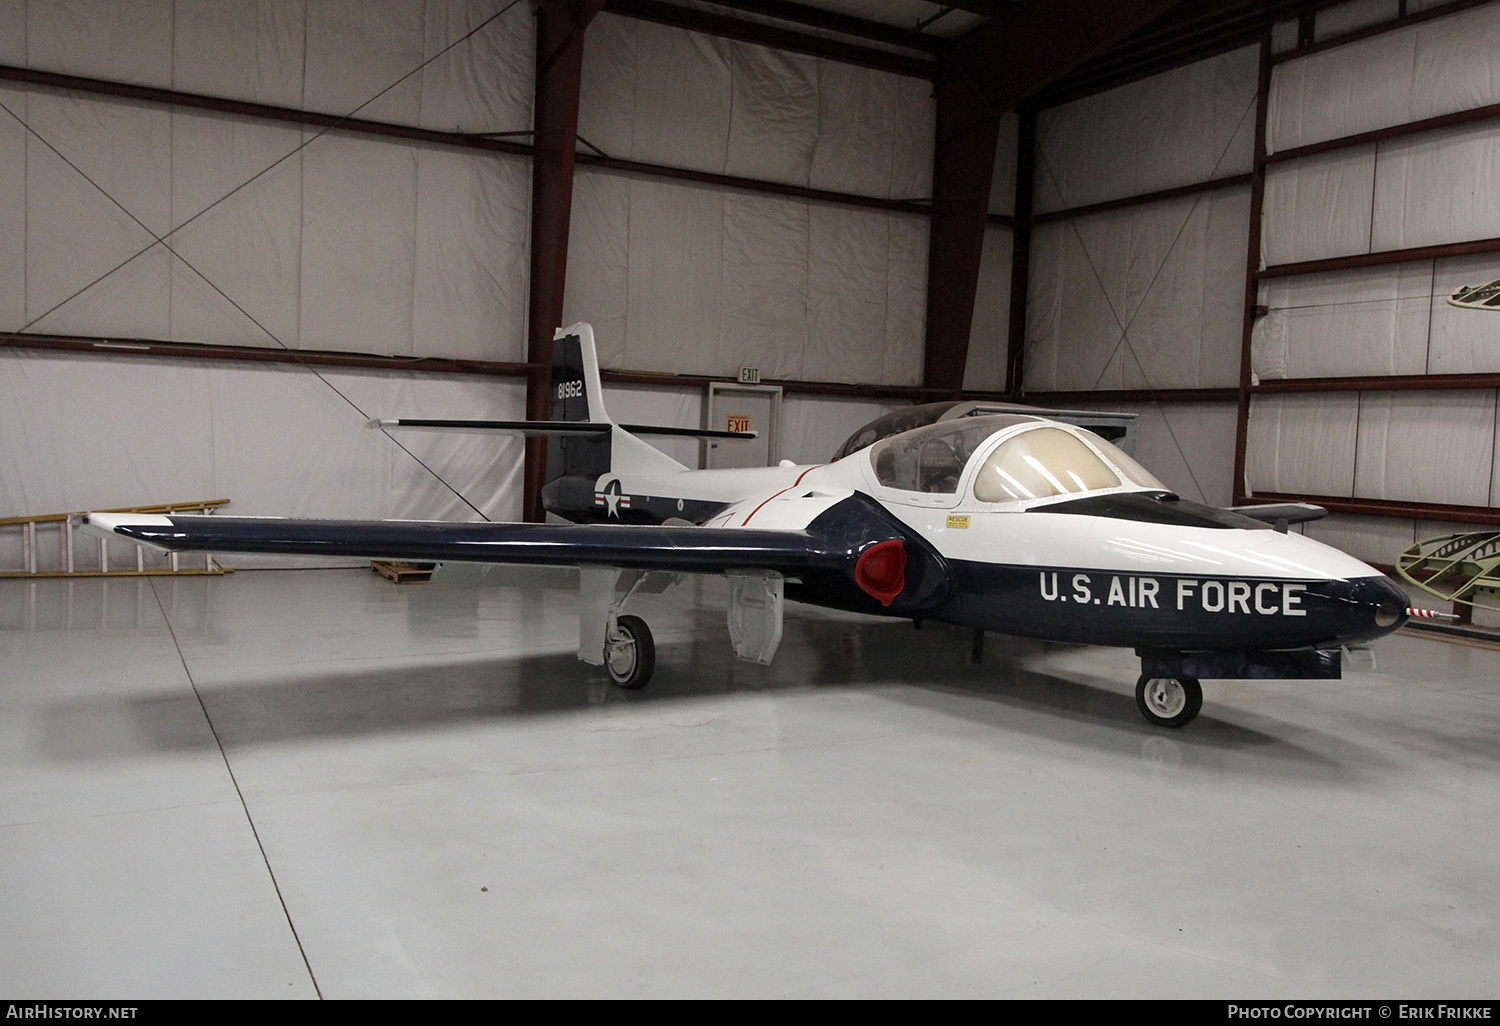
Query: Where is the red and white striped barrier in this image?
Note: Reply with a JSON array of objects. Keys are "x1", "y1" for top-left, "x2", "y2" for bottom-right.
[{"x1": 1407, "y1": 607, "x2": 1462, "y2": 622}]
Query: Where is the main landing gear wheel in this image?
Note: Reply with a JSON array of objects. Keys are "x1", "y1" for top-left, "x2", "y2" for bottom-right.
[
  {"x1": 604, "y1": 614, "x2": 655, "y2": 690},
  {"x1": 1135, "y1": 675, "x2": 1203, "y2": 728}
]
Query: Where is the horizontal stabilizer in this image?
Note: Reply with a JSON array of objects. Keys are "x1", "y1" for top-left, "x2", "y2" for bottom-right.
[
  {"x1": 372, "y1": 418, "x2": 609, "y2": 435},
  {"x1": 373, "y1": 418, "x2": 755, "y2": 439},
  {"x1": 1228, "y1": 502, "x2": 1327, "y2": 526}
]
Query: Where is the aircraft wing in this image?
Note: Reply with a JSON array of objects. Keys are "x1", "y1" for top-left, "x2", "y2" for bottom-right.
[
  {"x1": 85, "y1": 512, "x2": 834, "y2": 573},
  {"x1": 83, "y1": 493, "x2": 953, "y2": 616}
]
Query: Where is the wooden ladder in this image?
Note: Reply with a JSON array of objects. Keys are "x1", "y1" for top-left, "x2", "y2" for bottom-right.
[{"x1": 0, "y1": 500, "x2": 232, "y2": 578}]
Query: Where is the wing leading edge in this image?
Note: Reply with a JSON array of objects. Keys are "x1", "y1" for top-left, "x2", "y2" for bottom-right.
[
  {"x1": 86, "y1": 512, "x2": 830, "y2": 573},
  {"x1": 82, "y1": 494, "x2": 953, "y2": 618}
]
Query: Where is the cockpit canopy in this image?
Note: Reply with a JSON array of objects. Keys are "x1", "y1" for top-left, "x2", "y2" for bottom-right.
[
  {"x1": 870, "y1": 415, "x2": 1164, "y2": 502},
  {"x1": 832, "y1": 400, "x2": 1136, "y2": 461}
]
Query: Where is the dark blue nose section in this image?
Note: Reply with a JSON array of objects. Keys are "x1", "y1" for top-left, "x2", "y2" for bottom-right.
[{"x1": 1336, "y1": 574, "x2": 1409, "y2": 642}]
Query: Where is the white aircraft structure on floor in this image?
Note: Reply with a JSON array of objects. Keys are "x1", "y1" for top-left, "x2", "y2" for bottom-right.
[{"x1": 84, "y1": 323, "x2": 1410, "y2": 727}]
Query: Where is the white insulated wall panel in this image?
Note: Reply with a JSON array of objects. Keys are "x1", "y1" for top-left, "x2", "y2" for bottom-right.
[
  {"x1": 23, "y1": 91, "x2": 173, "y2": 340},
  {"x1": 1034, "y1": 45, "x2": 1257, "y2": 214},
  {"x1": 1301, "y1": 513, "x2": 1417, "y2": 566},
  {"x1": 726, "y1": 46, "x2": 819, "y2": 188},
  {"x1": 600, "y1": 385, "x2": 702, "y2": 469},
  {"x1": 1353, "y1": 390, "x2": 1497, "y2": 506},
  {"x1": 1245, "y1": 392, "x2": 1360, "y2": 497},
  {"x1": 412, "y1": 147, "x2": 531, "y2": 362},
  {"x1": 964, "y1": 225, "x2": 1012, "y2": 393},
  {"x1": 1269, "y1": 2, "x2": 1500, "y2": 153},
  {"x1": 416, "y1": 0, "x2": 534, "y2": 134},
  {"x1": 1025, "y1": 188, "x2": 1248, "y2": 392},
  {"x1": 304, "y1": 0, "x2": 425, "y2": 125},
  {"x1": 805, "y1": 203, "x2": 893, "y2": 383},
  {"x1": 167, "y1": 111, "x2": 304, "y2": 348},
  {"x1": 563, "y1": 169, "x2": 928, "y2": 386},
  {"x1": 1066, "y1": 401, "x2": 1238, "y2": 507},
  {"x1": 0, "y1": 349, "x2": 525, "y2": 537},
  {"x1": 1260, "y1": 146, "x2": 1375, "y2": 266},
  {"x1": 23, "y1": 0, "x2": 174, "y2": 89},
  {"x1": 1252, "y1": 264, "x2": 1433, "y2": 380},
  {"x1": 561, "y1": 170, "x2": 629, "y2": 364},
  {"x1": 1371, "y1": 122, "x2": 1500, "y2": 252},
  {"x1": 720, "y1": 192, "x2": 811, "y2": 380},
  {"x1": 4, "y1": 2, "x2": 534, "y2": 361},
  {"x1": 171, "y1": 0, "x2": 306, "y2": 108},
  {"x1": 780, "y1": 396, "x2": 903, "y2": 466},
  {"x1": 298, "y1": 132, "x2": 418, "y2": 355},
  {"x1": 1248, "y1": 390, "x2": 1500, "y2": 509},
  {"x1": 15, "y1": 1, "x2": 535, "y2": 132},
  {"x1": 578, "y1": 12, "x2": 935, "y2": 200},
  {"x1": 6, "y1": 92, "x2": 531, "y2": 359},
  {"x1": 0, "y1": 85, "x2": 26, "y2": 332},
  {"x1": 882, "y1": 213, "x2": 927, "y2": 386},
  {"x1": 621, "y1": 177, "x2": 724, "y2": 374}
]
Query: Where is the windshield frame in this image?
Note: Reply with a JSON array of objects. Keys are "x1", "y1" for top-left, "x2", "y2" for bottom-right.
[{"x1": 957, "y1": 422, "x2": 1166, "y2": 510}]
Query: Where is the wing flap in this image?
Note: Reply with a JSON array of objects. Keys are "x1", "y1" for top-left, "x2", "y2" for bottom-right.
[{"x1": 375, "y1": 418, "x2": 755, "y2": 439}]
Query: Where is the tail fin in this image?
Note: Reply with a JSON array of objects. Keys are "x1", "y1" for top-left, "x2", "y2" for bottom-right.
[
  {"x1": 550, "y1": 323, "x2": 611, "y2": 425},
  {"x1": 545, "y1": 324, "x2": 685, "y2": 496}
]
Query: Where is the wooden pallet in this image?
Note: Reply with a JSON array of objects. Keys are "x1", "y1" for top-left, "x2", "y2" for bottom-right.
[{"x1": 371, "y1": 560, "x2": 436, "y2": 584}]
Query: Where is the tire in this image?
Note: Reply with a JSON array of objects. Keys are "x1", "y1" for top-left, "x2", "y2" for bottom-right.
[
  {"x1": 1135, "y1": 675, "x2": 1203, "y2": 728},
  {"x1": 604, "y1": 614, "x2": 655, "y2": 690}
]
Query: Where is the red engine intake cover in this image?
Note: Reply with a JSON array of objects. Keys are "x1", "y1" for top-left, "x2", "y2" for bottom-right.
[{"x1": 855, "y1": 539, "x2": 907, "y2": 606}]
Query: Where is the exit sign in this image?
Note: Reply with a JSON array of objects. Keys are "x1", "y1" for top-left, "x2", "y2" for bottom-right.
[{"x1": 738, "y1": 367, "x2": 760, "y2": 384}]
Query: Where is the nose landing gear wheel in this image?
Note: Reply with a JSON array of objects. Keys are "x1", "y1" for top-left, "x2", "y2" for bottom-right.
[
  {"x1": 604, "y1": 614, "x2": 655, "y2": 689},
  {"x1": 1136, "y1": 675, "x2": 1202, "y2": 728}
]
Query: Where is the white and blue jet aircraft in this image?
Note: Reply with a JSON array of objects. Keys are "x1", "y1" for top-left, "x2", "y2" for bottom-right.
[{"x1": 84, "y1": 323, "x2": 1410, "y2": 728}]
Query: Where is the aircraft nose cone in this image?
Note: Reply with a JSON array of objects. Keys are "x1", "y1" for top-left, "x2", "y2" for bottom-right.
[{"x1": 1345, "y1": 574, "x2": 1409, "y2": 638}]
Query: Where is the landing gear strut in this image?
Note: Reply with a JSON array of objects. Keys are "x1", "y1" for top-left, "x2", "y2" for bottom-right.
[
  {"x1": 604, "y1": 614, "x2": 655, "y2": 689},
  {"x1": 1135, "y1": 675, "x2": 1202, "y2": 728}
]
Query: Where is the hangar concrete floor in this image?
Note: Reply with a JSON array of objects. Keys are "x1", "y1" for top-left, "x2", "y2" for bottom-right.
[{"x1": 2, "y1": 565, "x2": 1498, "y2": 999}]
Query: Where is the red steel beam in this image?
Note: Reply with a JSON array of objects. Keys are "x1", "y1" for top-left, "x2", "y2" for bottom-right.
[
  {"x1": 1004, "y1": 108, "x2": 1036, "y2": 394},
  {"x1": 1253, "y1": 491, "x2": 1500, "y2": 526},
  {"x1": 524, "y1": 1, "x2": 609, "y2": 522},
  {"x1": 1254, "y1": 373, "x2": 1500, "y2": 393},
  {"x1": 923, "y1": 66, "x2": 1002, "y2": 397},
  {"x1": 574, "y1": 153, "x2": 930, "y2": 213},
  {"x1": 1233, "y1": 38, "x2": 1273, "y2": 507},
  {"x1": 1022, "y1": 387, "x2": 1240, "y2": 405},
  {"x1": 0, "y1": 64, "x2": 533, "y2": 156},
  {"x1": 692, "y1": 0, "x2": 944, "y2": 53},
  {"x1": 0, "y1": 64, "x2": 923, "y2": 224},
  {"x1": 601, "y1": 0, "x2": 935, "y2": 78},
  {"x1": 1267, "y1": 100, "x2": 1500, "y2": 165},
  {"x1": 1269, "y1": 0, "x2": 1499, "y2": 67},
  {"x1": 0, "y1": 332, "x2": 537, "y2": 377},
  {"x1": 922, "y1": 0, "x2": 1179, "y2": 396},
  {"x1": 1030, "y1": 172, "x2": 1254, "y2": 225},
  {"x1": 600, "y1": 369, "x2": 950, "y2": 400},
  {"x1": 1257, "y1": 236, "x2": 1500, "y2": 279}
]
